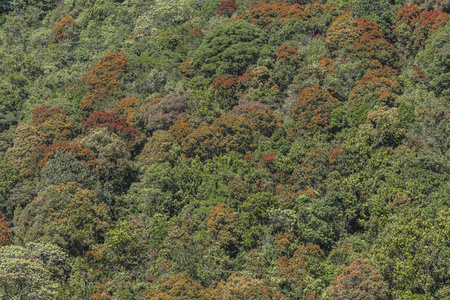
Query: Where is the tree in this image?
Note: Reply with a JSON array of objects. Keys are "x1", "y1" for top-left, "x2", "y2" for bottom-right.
[
  {"x1": 109, "y1": 97, "x2": 143, "y2": 126},
  {"x1": 191, "y1": 19, "x2": 267, "y2": 79},
  {"x1": 328, "y1": 259, "x2": 389, "y2": 300},
  {"x1": 36, "y1": 151, "x2": 102, "y2": 195},
  {"x1": 205, "y1": 202, "x2": 238, "y2": 255},
  {"x1": 80, "y1": 51, "x2": 128, "y2": 114},
  {"x1": 139, "y1": 130, "x2": 180, "y2": 168},
  {"x1": 406, "y1": 0, "x2": 450, "y2": 13},
  {"x1": 143, "y1": 90, "x2": 191, "y2": 134},
  {"x1": 392, "y1": 5, "x2": 450, "y2": 56},
  {"x1": 80, "y1": 128, "x2": 133, "y2": 186},
  {"x1": 182, "y1": 114, "x2": 256, "y2": 159},
  {"x1": 352, "y1": 18, "x2": 401, "y2": 68},
  {"x1": 168, "y1": 118, "x2": 195, "y2": 144},
  {"x1": 142, "y1": 273, "x2": 206, "y2": 299},
  {"x1": 208, "y1": 272, "x2": 280, "y2": 300},
  {"x1": 230, "y1": 102, "x2": 282, "y2": 138},
  {"x1": 372, "y1": 209, "x2": 450, "y2": 298},
  {"x1": 35, "y1": 141, "x2": 99, "y2": 171},
  {"x1": 16, "y1": 183, "x2": 111, "y2": 256},
  {"x1": 211, "y1": 74, "x2": 239, "y2": 109},
  {"x1": 417, "y1": 22, "x2": 450, "y2": 98},
  {"x1": 135, "y1": 0, "x2": 199, "y2": 34},
  {"x1": 365, "y1": 106, "x2": 405, "y2": 147},
  {"x1": 31, "y1": 106, "x2": 73, "y2": 146},
  {"x1": 236, "y1": 66, "x2": 279, "y2": 105},
  {"x1": 272, "y1": 243, "x2": 323, "y2": 299},
  {"x1": 238, "y1": 192, "x2": 278, "y2": 248},
  {"x1": 82, "y1": 112, "x2": 144, "y2": 153},
  {"x1": 0, "y1": 243, "x2": 70, "y2": 300},
  {"x1": 325, "y1": 13, "x2": 360, "y2": 56},
  {"x1": 325, "y1": 14, "x2": 400, "y2": 67},
  {"x1": 6, "y1": 123, "x2": 42, "y2": 178},
  {"x1": 216, "y1": 0, "x2": 238, "y2": 17},
  {"x1": 0, "y1": 212, "x2": 12, "y2": 247},
  {"x1": 236, "y1": 2, "x2": 308, "y2": 30},
  {"x1": 293, "y1": 84, "x2": 339, "y2": 135},
  {"x1": 0, "y1": 153, "x2": 19, "y2": 213},
  {"x1": 348, "y1": 63, "x2": 401, "y2": 109},
  {"x1": 49, "y1": 16, "x2": 78, "y2": 44}
]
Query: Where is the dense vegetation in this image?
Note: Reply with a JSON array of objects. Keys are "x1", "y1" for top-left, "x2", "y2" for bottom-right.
[{"x1": 0, "y1": 0, "x2": 450, "y2": 298}]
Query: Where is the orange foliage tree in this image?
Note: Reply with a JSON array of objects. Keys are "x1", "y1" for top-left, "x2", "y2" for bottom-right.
[
  {"x1": 31, "y1": 106, "x2": 73, "y2": 146},
  {"x1": 0, "y1": 212, "x2": 12, "y2": 247},
  {"x1": 205, "y1": 203, "x2": 237, "y2": 253},
  {"x1": 236, "y1": 66, "x2": 279, "y2": 104},
  {"x1": 216, "y1": 0, "x2": 238, "y2": 17},
  {"x1": 328, "y1": 259, "x2": 389, "y2": 300},
  {"x1": 109, "y1": 97, "x2": 143, "y2": 125},
  {"x1": 32, "y1": 141, "x2": 98, "y2": 170},
  {"x1": 207, "y1": 272, "x2": 284, "y2": 300},
  {"x1": 352, "y1": 18, "x2": 401, "y2": 68},
  {"x1": 90, "y1": 278, "x2": 132, "y2": 300},
  {"x1": 82, "y1": 112, "x2": 144, "y2": 152},
  {"x1": 293, "y1": 84, "x2": 339, "y2": 135},
  {"x1": 230, "y1": 102, "x2": 283, "y2": 138},
  {"x1": 235, "y1": 2, "x2": 307, "y2": 30},
  {"x1": 272, "y1": 243, "x2": 323, "y2": 299},
  {"x1": 392, "y1": 5, "x2": 450, "y2": 55},
  {"x1": 348, "y1": 62, "x2": 401, "y2": 108},
  {"x1": 292, "y1": 145, "x2": 346, "y2": 192},
  {"x1": 142, "y1": 273, "x2": 206, "y2": 299},
  {"x1": 168, "y1": 118, "x2": 195, "y2": 144},
  {"x1": 236, "y1": 1, "x2": 337, "y2": 31},
  {"x1": 325, "y1": 14, "x2": 400, "y2": 67},
  {"x1": 211, "y1": 73, "x2": 239, "y2": 109},
  {"x1": 49, "y1": 16, "x2": 78, "y2": 44},
  {"x1": 80, "y1": 51, "x2": 128, "y2": 114},
  {"x1": 182, "y1": 114, "x2": 255, "y2": 160}
]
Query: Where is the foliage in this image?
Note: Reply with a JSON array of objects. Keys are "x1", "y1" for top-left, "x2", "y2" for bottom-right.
[
  {"x1": 80, "y1": 128, "x2": 133, "y2": 187},
  {"x1": 80, "y1": 51, "x2": 128, "y2": 114},
  {"x1": 372, "y1": 209, "x2": 450, "y2": 298},
  {"x1": 417, "y1": 22, "x2": 450, "y2": 98},
  {"x1": 0, "y1": 212, "x2": 12, "y2": 247},
  {"x1": 0, "y1": 243, "x2": 70, "y2": 299},
  {"x1": 49, "y1": 16, "x2": 78, "y2": 44},
  {"x1": 144, "y1": 90, "x2": 191, "y2": 133},
  {"x1": 217, "y1": 0, "x2": 238, "y2": 17},
  {"x1": 1, "y1": 0, "x2": 450, "y2": 297},
  {"x1": 348, "y1": 62, "x2": 401, "y2": 109},
  {"x1": 83, "y1": 111, "x2": 144, "y2": 152},
  {"x1": 392, "y1": 5, "x2": 450, "y2": 56},
  {"x1": 191, "y1": 19, "x2": 267, "y2": 78},
  {"x1": 17, "y1": 182, "x2": 111, "y2": 256},
  {"x1": 293, "y1": 84, "x2": 339, "y2": 135},
  {"x1": 328, "y1": 259, "x2": 389, "y2": 300},
  {"x1": 182, "y1": 113, "x2": 256, "y2": 159}
]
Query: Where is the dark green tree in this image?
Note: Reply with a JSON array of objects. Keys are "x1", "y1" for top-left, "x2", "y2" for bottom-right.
[{"x1": 191, "y1": 19, "x2": 268, "y2": 80}]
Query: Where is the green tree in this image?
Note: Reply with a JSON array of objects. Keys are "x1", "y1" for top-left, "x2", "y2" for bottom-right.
[
  {"x1": 0, "y1": 242, "x2": 70, "y2": 300},
  {"x1": 80, "y1": 127, "x2": 133, "y2": 189},
  {"x1": 17, "y1": 183, "x2": 111, "y2": 256},
  {"x1": 372, "y1": 209, "x2": 450, "y2": 298},
  {"x1": 417, "y1": 22, "x2": 450, "y2": 98},
  {"x1": 191, "y1": 19, "x2": 268, "y2": 80}
]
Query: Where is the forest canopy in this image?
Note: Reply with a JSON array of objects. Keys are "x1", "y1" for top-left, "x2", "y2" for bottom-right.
[{"x1": 1, "y1": 0, "x2": 450, "y2": 298}]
